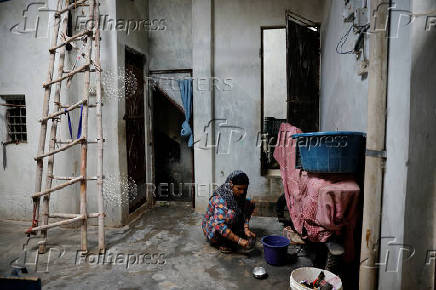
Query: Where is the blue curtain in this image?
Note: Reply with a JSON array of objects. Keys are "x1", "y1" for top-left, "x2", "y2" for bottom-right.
[{"x1": 178, "y1": 79, "x2": 193, "y2": 147}]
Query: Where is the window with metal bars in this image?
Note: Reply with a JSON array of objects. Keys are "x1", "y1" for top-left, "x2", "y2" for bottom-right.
[{"x1": 2, "y1": 96, "x2": 27, "y2": 143}]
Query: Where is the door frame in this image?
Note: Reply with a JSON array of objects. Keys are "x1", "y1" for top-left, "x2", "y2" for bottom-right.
[
  {"x1": 260, "y1": 25, "x2": 286, "y2": 176},
  {"x1": 123, "y1": 46, "x2": 147, "y2": 217},
  {"x1": 148, "y1": 69, "x2": 195, "y2": 208}
]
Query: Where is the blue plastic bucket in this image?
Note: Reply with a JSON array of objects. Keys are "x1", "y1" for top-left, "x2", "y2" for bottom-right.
[
  {"x1": 292, "y1": 131, "x2": 366, "y2": 173},
  {"x1": 261, "y1": 235, "x2": 290, "y2": 265}
]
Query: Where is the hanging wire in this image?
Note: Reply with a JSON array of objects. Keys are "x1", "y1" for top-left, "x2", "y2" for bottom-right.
[
  {"x1": 336, "y1": 22, "x2": 370, "y2": 55},
  {"x1": 336, "y1": 24, "x2": 355, "y2": 55}
]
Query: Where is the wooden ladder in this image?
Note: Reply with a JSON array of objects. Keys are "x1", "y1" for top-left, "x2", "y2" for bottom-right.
[{"x1": 28, "y1": 0, "x2": 105, "y2": 254}]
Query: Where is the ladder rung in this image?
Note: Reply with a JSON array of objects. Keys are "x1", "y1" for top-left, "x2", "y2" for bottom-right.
[
  {"x1": 54, "y1": 101, "x2": 101, "y2": 109},
  {"x1": 51, "y1": 175, "x2": 103, "y2": 181},
  {"x1": 35, "y1": 137, "x2": 85, "y2": 160},
  {"x1": 49, "y1": 213, "x2": 80, "y2": 218},
  {"x1": 49, "y1": 212, "x2": 100, "y2": 219},
  {"x1": 63, "y1": 68, "x2": 96, "y2": 74},
  {"x1": 88, "y1": 103, "x2": 102, "y2": 108},
  {"x1": 32, "y1": 176, "x2": 84, "y2": 198},
  {"x1": 56, "y1": 0, "x2": 88, "y2": 15},
  {"x1": 40, "y1": 100, "x2": 86, "y2": 123},
  {"x1": 28, "y1": 215, "x2": 85, "y2": 232},
  {"x1": 43, "y1": 64, "x2": 89, "y2": 88},
  {"x1": 54, "y1": 102, "x2": 69, "y2": 109},
  {"x1": 49, "y1": 30, "x2": 92, "y2": 53},
  {"x1": 53, "y1": 138, "x2": 104, "y2": 144}
]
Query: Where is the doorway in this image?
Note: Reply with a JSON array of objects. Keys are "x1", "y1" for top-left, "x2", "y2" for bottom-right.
[
  {"x1": 152, "y1": 84, "x2": 194, "y2": 203},
  {"x1": 286, "y1": 11, "x2": 320, "y2": 132},
  {"x1": 124, "y1": 48, "x2": 147, "y2": 213},
  {"x1": 260, "y1": 26, "x2": 287, "y2": 172}
]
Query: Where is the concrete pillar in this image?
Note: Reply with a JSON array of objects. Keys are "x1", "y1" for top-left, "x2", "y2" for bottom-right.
[
  {"x1": 401, "y1": 0, "x2": 436, "y2": 288},
  {"x1": 192, "y1": 0, "x2": 215, "y2": 212},
  {"x1": 378, "y1": 0, "x2": 411, "y2": 288}
]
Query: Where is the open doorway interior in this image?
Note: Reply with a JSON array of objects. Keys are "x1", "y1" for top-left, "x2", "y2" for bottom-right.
[
  {"x1": 124, "y1": 48, "x2": 147, "y2": 213},
  {"x1": 260, "y1": 13, "x2": 320, "y2": 174},
  {"x1": 152, "y1": 85, "x2": 194, "y2": 203}
]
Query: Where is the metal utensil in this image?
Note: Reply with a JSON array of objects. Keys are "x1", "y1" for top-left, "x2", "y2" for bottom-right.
[{"x1": 252, "y1": 266, "x2": 267, "y2": 279}]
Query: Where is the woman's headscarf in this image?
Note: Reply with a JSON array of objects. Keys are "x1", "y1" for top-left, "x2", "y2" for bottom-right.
[{"x1": 212, "y1": 170, "x2": 249, "y2": 220}]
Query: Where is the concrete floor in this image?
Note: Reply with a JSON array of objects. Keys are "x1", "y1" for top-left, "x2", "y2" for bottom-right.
[{"x1": 0, "y1": 203, "x2": 313, "y2": 289}]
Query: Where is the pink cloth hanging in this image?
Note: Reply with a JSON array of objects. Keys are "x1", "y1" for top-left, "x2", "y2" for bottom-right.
[{"x1": 273, "y1": 123, "x2": 360, "y2": 262}]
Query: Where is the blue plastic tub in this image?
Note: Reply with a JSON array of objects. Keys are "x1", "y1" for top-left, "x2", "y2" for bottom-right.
[
  {"x1": 292, "y1": 131, "x2": 366, "y2": 173},
  {"x1": 261, "y1": 235, "x2": 290, "y2": 266}
]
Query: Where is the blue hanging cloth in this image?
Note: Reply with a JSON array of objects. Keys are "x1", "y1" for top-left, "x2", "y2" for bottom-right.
[
  {"x1": 66, "y1": 109, "x2": 73, "y2": 139},
  {"x1": 65, "y1": 104, "x2": 83, "y2": 140},
  {"x1": 178, "y1": 79, "x2": 193, "y2": 147},
  {"x1": 76, "y1": 104, "x2": 83, "y2": 139}
]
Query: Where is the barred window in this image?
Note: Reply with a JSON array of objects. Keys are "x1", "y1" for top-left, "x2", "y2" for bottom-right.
[{"x1": 2, "y1": 96, "x2": 27, "y2": 143}]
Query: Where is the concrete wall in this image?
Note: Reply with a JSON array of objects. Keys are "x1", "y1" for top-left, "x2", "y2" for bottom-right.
[
  {"x1": 0, "y1": 0, "x2": 149, "y2": 226},
  {"x1": 378, "y1": 0, "x2": 411, "y2": 288},
  {"x1": 148, "y1": 0, "x2": 192, "y2": 70},
  {"x1": 320, "y1": 0, "x2": 368, "y2": 132},
  {"x1": 192, "y1": 0, "x2": 215, "y2": 209},
  {"x1": 379, "y1": 0, "x2": 436, "y2": 288},
  {"x1": 208, "y1": 0, "x2": 326, "y2": 209},
  {"x1": 0, "y1": 0, "x2": 49, "y2": 221},
  {"x1": 402, "y1": 0, "x2": 436, "y2": 287},
  {"x1": 147, "y1": 0, "x2": 325, "y2": 210}
]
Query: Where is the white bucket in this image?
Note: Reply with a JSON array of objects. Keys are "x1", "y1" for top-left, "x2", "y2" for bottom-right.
[{"x1": 290, "y1": 267, "x2": 343, "y2": 290}]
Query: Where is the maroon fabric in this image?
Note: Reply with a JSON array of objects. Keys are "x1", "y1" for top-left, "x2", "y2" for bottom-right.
[{"x1": 273, "y1": 123, "x2": 360, "y2": 262}]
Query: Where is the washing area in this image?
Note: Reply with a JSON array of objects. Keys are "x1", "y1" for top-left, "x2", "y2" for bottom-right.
[{"x1": 246, "y1": 123, "x2": 365, "y2": 289}]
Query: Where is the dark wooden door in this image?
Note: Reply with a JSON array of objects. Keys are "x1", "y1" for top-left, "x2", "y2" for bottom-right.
[
  {"x1": 286, "y1": 12, "x2": 320, "y2": 132},
  {"x1": 124, "y1": 49, "x2": 146, "y2": 213}
]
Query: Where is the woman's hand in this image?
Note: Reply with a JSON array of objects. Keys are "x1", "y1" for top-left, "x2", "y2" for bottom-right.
[
  {"x1": 238, "y1": 239, "x2": 250, "y2": 248},
  {"x1": 244, "y1": 227, "x2": 256, "y2": 238}
]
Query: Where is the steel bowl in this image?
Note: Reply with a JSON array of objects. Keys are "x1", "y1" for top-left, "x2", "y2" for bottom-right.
[{"x1": 252, "y1": 266, "x2": 267, "y2": 279}]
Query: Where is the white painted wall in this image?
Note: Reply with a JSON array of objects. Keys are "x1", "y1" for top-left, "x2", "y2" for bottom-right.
[
  {"x1": 401, "y1": 0, "x2": 436, "y2": 287},
  {"x1": 147, "y1": 0, "x2": 324, "y2": 210},
  {"x1": 0, "y1": 0, "x2": 149, "y2": 226},
  {"x1": 379, "y1": 0, "x2": 436, "y2": 288},
  {"x1": 379, "y1": 0, "x2": 411, "y2": 288},
  {"x1": 148, "y1": 0, "x2": 192, "y2": 70},
  {"x1": 192, "y1": 0, "x2": 215, "y2": 210},
  {"x1": 320, "y1": 0, "x2": 368, "y2": 132},
  {"x1": 263, "y1": 28, "x2": 287, "y2": 119},
  {"x1": 211, "y1": 0, "x2": 326, "y2": 206},
  {"x1": 0, "y1": 0, "x2": 51, "y2": 221}
]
